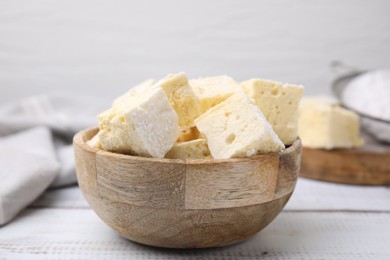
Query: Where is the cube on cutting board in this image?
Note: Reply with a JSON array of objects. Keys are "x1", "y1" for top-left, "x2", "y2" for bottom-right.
[
  {"x1": 195, "y1": 91, "x2": 285, "y2": 159},
  {"x1": 298, "y1": 97, "x2": 364, "y2": 149},
  {"x1": 97, "y1": 87, "x2": 180, "y2": 158},
  {"x1": 241, "y1": 79, "x2": 304, "y2": 145}
]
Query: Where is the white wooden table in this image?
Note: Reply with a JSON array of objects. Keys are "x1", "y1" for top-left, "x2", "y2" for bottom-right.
[{"x1": 1, "y1": 178, "x2": 390, "y2": 259}]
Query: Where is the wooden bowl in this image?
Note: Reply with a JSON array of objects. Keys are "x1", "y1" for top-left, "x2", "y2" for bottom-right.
[{"x1": 74, "y1": 128, "x2": 302, "y2": 248}]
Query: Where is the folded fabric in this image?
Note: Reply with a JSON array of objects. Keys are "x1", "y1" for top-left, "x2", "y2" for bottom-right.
[
  {"x1": 0, "y1": 127, "x2": 59, "y2": 224},
  {"x1": 0, "y1": 94, "x2": 109, "y2": 225}
]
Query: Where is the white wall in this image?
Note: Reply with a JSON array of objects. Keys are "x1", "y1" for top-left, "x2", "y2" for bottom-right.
[{"x1": 1, "y1": 0, "x2": 389, "y2": 103}]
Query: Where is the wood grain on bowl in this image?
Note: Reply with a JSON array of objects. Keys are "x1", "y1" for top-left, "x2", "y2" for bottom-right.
[{"x1": 74, "y1": 128, "x2": 301, "y2": 248}]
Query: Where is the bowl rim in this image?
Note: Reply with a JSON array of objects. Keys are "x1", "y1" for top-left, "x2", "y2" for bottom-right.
[{"x1": 74, "y1": 127, "x2": 301, "y2": 165}]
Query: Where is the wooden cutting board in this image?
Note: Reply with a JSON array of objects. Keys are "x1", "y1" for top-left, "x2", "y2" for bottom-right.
[{"x1": 300, "y1": 133, "x2": 390, "y2": 185}]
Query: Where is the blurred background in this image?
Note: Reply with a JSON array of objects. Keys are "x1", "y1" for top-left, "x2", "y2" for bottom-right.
[{"x1": 1, "y1": 0, "x2": 390, "y2": 103}]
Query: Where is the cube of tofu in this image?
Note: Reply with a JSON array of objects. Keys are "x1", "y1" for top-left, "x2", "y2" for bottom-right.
[
  {"x1": 241, "y1": 79, "x2": 304, "y2": 145},
  {"x1": 298, "y1": 96, "x2": 364, "y2": 149},
  {"x1": 190, "y1": 76, "x2": 241, "y2": 113},
  {"x1": 195, "y1": 92, "x2": 285, "y2": 159},
  {"x1": 156, "y1": 73, "x2": 201, "y2": 129},
  {"x1": 165, "y1": 139, "x2": 211, "y2": 159},
  {"x1": 114, "y1": 73, "x2": 200, "y2": 130},
  {"x1": 98, "y1": 87, "x2": 180, "y2": 158},
  {"x1": 98, "y1": 80, "x2": 157, "y2": 131}
]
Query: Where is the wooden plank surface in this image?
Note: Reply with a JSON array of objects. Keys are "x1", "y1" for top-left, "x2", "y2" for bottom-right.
[
  {"x1": 4, "y1": 178, "x2": 389, "y2": 259},
  {"x1": 0, "y1": 208, "x2": 389, "y2": 259}
]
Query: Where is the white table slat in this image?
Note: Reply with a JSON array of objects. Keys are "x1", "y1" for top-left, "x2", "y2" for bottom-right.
[
  {"x1": 31, "y1": 186, "x2": 88, "y2": 209},
  {"x1": 1, "y1": 208, "x2": 389, "y2": 259},
  {"x1": 286, "y1": 178, "x2": 390, "y2": 211}
]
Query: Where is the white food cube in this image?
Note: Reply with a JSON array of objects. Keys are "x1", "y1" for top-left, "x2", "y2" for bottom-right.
[
  {"x1": 155, "y1": 73, "x2": 201, "y2": 129},
  {"x1": 98, "y1": 87, "x2": 180, "y2": 158},
  {"x1": 190, "y1": 76, "x2": 241, "y2": 113},
  {"x1": 298, "y1": 96, "x2": 364, "y2": 149},
  {"x1": 97, "y1": 80, "x2": 156, "y2": 131},
  {"x1": 165, "y1": 139, "x2": 211, "y2": 159},
  {"x1": 195, "y1": 92, "x2": 285, "y2": 159},
  {"x1": 241, "y1": 79, "x2": 304, "y2": 145}
]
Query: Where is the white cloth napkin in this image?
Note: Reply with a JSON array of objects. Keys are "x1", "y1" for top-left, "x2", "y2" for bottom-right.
[{"x1": 0, "y1": 94, "x2": 109, "y2": 225}]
